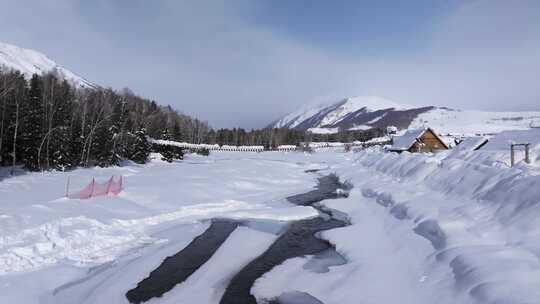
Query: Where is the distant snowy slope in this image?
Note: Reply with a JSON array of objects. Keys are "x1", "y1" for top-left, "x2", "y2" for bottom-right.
[
  {"x1": 272, "y1": 102, "x2": 331, "y2": 129},
  {"x1": 0, "y1": 41, "x2": 95, "y2": 88},
  {"x1": 318, "y1": 96, "x2": 409, "y2": 127},
  {"x1": 269, "y1": 96, "x2": 432, "y2": 132},
  {"x1": 271, "y1": 95, "x2": 540, "y2": 135},
  {"x1": 410, "y1": 108, "x2": 540, "y2": 135}
]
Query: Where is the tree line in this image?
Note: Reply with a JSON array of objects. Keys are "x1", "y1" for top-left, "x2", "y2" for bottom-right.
[
  {"x1": 202, "y1": 127, "x2": 383, "y2": 149},
  {"x1": 0, "y1": 67, "x2": 383, "y2": 173},
  {"x1": 0, "y1": 68, "x2": 210, "y2": 172}
]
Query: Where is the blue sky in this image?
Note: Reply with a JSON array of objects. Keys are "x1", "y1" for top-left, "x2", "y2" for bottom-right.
[
  {"x1": 1, "y1": 1, "x2": 539, "y2": 128},
  {"x1": 248, "y1": 1, "x2": 456, "y2": 54}
]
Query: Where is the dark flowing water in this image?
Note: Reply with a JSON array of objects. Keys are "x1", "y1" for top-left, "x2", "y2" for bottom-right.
[
  {"x1": 125, "y1": 174, "x2": 350, "y2": 304},
  {"x1": 220, "y1": 174, "x2": 350, "y2": 304},
  {"x1": 125, "y1": 220, "x2": 238, "y2": 303}
]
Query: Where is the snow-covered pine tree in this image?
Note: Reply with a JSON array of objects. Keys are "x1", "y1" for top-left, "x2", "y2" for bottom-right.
[
  {"x1": 129, "y1": 128, "x2": 151, "y2": 164},
  {"x1": 158, "y1": 129, "x2": 175, "y2": 162}
]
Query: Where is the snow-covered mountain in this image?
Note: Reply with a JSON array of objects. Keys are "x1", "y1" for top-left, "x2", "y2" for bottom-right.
[
  {"x1": 0, "y1": 41, "x2": 95, "y2": 88},
  {"x1": 270, "y1": 96, "x2": 540, "y2": 135},
  {"x1": 269, "y1": 96, "x2": 435, "y2": 132}
]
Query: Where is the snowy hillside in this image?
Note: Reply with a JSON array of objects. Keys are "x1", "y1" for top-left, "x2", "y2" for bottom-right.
[
  {"x1": 0, "y1": 41, "x2": 95, "y2": 88},
  {"x1": 270, "y1": 96, "x2": 422, "y2": 131},
  {"x1": 411, "y1": 107, "x2": 540, "y2": 135},
  {"x1": 270, "y1": 96, "x2": 540, "y2": 135}
]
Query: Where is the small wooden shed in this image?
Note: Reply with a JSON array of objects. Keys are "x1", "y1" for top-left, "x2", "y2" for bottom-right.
[{"x1": 389, "y1": 128, "x2": 449, "y2": 153}]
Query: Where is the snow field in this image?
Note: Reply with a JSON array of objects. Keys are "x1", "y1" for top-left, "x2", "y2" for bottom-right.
[
  {"x1": 2, "y1": 147, "x2": 540, "y2": 303},
  {"x1": 0, "y1": 152, "x2": 327, "y2": 303},
  {"x1": 41, "y1": 222, "x2": 210, "y2": 304}
]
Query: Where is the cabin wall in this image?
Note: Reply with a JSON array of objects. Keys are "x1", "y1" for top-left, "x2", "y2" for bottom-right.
[{"x1": 409, "y1": 130, "x2": 447, "y2": 153}]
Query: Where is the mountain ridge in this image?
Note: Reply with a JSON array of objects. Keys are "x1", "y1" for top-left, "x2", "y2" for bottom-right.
[
  {"x1": 0, "y1": 41, "x2": 95, "y2": 88},
  {"x1": 269, "y1": 96, "x2": 433, "y2": 132},
  {"x1": 269, "y1": 96, "x2": 540, "y2": 135}
]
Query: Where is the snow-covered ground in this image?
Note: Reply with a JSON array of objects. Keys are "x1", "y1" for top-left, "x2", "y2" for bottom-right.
[
  {"x1": 1, "y1": 146, "x2": 540, "y2": 303},
  {"x1": 252, "y1": 148, "x2": 540, "y2": 304},
  {"x1": 0, "y1": 153, "x2": 322, "y2": 303}
]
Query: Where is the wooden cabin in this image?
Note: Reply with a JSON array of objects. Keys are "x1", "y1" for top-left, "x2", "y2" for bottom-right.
[{"x1": 389, "y1": 128, "x2": 449, "y2": 153}]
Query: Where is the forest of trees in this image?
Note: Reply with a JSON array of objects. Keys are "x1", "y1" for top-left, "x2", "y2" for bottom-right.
[
  {"x1": 204, "y1": 127, "x2": 383, "y2": 149},
  {"x1": 0, "y1": 68, "x2": 210, "y2": 172},
  {"x1": 0, "y1": 67, "x2": 383, "y2": 173}
]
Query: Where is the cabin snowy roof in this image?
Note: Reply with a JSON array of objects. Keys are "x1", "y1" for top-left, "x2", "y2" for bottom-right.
[
  {"x1": 390, "y1": 129, "x2": 427, "y2": 151},
  {"x1": 389, "y1": 128, "x2": 448, "y2": 151}
]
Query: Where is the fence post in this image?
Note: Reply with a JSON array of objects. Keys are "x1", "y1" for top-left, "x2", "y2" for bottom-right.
[
  {"x1": 89, "y1": 178, "x2": 95, "y2": 198},
  {"x1": 510, "y1": 144, "x2": 515, "y2": 167},
  {"x1": 525, "y1": 144, "x2": 530, "y2": 164},
  {"x1": 65, "y1": 176, "x2": 71, "y2": 198},
  {"x1": 106, "y1": 176, "x2": 113, "y2": 194}
]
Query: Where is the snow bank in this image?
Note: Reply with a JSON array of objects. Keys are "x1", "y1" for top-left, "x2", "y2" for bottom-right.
[
  {"x1": 254, "y1": 146, "x2": 540, "y2": 304},
  {"x1": 340, "y1": 149, "x2": 540, "y2": 303},
  {"x1": 252, "y1": 195, "x2": 436, "y2": 304},
  {"x1": 446, "y1": 128, "x2": 540, "y2": 167},
  {"x1": 481, "y1": 128, "x2": 540, "y2": 164}
]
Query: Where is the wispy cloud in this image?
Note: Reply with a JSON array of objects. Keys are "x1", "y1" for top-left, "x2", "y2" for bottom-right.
[{"x1": 1, "y1": 0, "x2": 538, "y2": 128}]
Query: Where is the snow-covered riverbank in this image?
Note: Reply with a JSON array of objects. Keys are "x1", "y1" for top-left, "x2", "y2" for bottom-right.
[
  {"x1": 1, "y1": 149, "x2": 539, "y2": 303},
  {"x1": 253, "y1": 149, "x2": 540, "y2": 303}
]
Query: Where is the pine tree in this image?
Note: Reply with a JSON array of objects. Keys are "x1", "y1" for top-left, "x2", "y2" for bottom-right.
[
  {"x1": 171, "y1": 120, "x2": 183, "y2": 141},
  {"x1": 20, "y1": 74, "x2": 43, "y2": 170},
  {"x1": 91, "y1": 120, "x2": 117, "y2": 167},
  {"x1": 158, "y1": 129, "x2": 175, "y2": 162},
  {"x1": 50, "y1": 127, "x2": 73, "y2": 170},
  {"x1": 129, "y1": 128, "x2": 151, "y2": 164},
  {"x1": 49, "y1": 80, "x2": 74, "y2": 170}
]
